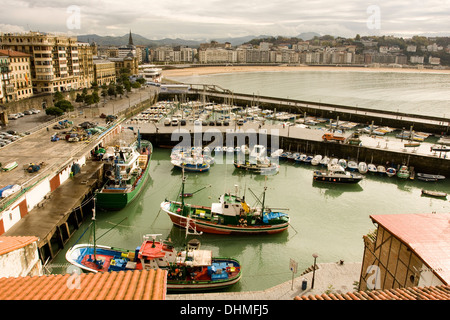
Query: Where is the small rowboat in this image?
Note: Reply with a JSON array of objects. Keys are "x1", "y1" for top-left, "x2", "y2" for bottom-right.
[
  {"x1": 421, "y1": 189, "x2": 447, "y2": 199},
  {"x1": 2, "y1": 161, "x2": 18, "y2": 171}
]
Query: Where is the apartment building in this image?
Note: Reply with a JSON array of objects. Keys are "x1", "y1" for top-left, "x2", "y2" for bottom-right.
[
  {"x1": 78, "y1": 42, "x2": 95, "y2": 88},
  {"x1": 0, "y1": 32, "x2": 86, "y2": 93},
  {"x1": 0, "y1": 49, "x2": 33, "y2": 102},
  {"x1": 93, "y1": 59, "x2": 116, "y2": 86},
  {"x1": 0, "y1": 54, "x2": 10, "y2": 103}
]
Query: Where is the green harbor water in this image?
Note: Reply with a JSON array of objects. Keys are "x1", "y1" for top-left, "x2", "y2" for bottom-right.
[{"x1": 52, "y1": 147, "x2": 450, "y2": 292}]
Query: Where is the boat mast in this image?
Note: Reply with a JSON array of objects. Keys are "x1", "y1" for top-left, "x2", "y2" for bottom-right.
[
  {"x1": 261, "y1": 176, "x2": 267, "y2": 214},
  {"x1": 92, "y1": 197, "x2": 97, "y2": 262},
  {"x1": 181, "y1": 168, "x2": 186, "y2": 209}
]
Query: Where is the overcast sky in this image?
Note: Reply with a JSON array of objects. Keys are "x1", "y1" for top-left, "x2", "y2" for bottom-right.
[{"x1": 0, "y1": 0, "x2": 449, "y2": 40}]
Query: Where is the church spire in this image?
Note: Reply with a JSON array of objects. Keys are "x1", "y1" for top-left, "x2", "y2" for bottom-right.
[{"x1": 128, "y1": 30, "x2": 134, "y2": 46}]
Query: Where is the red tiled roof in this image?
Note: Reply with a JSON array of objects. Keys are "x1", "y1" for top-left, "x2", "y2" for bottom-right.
[
  {"x1": 370, "y1": 213, "x2": 450, "y2": 285},
  {"x1": 0, "y1": 236, "x2": 39, "y2": 255},
  {"x1": 0, "y1": 269, "x2": 167, "y2": 300},
  {"x1": 295, "y1": 284, "x2": 450, "y2": 300},
  {"x1": 0, "y1": 49, "x2": 31, "y2": 57}
]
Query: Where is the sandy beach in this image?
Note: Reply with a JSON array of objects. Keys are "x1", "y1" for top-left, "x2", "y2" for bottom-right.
[{"x1": 162, "y1": 65, "x2": 450, "y2": 78}]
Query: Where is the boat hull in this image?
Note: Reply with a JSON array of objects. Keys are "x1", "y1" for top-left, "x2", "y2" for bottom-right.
[{"x1": 161, "y1": 202, "x2": 289, "y2": 235}]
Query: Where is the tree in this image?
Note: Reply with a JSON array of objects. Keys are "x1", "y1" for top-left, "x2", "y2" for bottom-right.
[
  {"x1": 75, "y1": 93, "x2": 84, "y2": 103},
  {"x1": 84, "y1": 94, "x2": 94, "y2": 106},
  {"x1": 116, "y1": 84, "x2": 124, "y2": 97},
  {"x1": 54, "y1": 91, "x2": 64, "y2": 102},
  {"x1": 45, "y1": 106, "x2": 64, "y2": 117},
  {"x1": 92, "y1": 91, "x2": 100, "y2": 105},
  {"x1": 107, "y1": 83, "x2": 116, "y2": 98},
  {"x1": 54, "y1": 99, "x2": 74, "y2": 112}
]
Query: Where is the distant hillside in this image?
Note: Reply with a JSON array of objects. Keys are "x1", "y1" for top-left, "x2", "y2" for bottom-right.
[
  {"x1": 296, "y1": 32, "x2": 321, "y2": 40},
  {"x1": 77, "y1": 33, "x2": 275, "y2": 48}
]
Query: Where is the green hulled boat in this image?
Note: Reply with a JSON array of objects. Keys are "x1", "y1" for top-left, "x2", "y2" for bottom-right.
[{"x1": 96, "y1": 137, "x2": 152, "y2": 210}]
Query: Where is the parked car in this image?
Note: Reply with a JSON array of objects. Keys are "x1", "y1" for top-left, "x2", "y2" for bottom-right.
[
  {"x1": 8, "y1": 114, "x2": 18, "y2": 120},
  {"x1": 24, "y1": 110, "x2": 33, "y2": 115},
  {"x1": 180, "y1": 119, "x2": 186, "y2": 126}
]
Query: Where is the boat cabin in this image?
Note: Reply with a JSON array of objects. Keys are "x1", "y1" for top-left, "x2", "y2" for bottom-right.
[{"x1": 137, "y1": 236, "x2": 177, "y2": 270}]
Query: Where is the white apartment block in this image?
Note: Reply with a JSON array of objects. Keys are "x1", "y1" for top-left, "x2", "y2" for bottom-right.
[{"x1": 410, "y1": 56, "x2": 424, "y2": 64}]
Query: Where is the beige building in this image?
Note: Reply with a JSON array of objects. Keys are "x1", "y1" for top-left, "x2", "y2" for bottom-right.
[
  {"x1": 0, "y1": 32, "x2": 95, "y2": 93},
  {"x1": 360, "y1": 213, "x2": 449, "y2": 291},
  {"x1": 0, "y1": 49, "x2": 33, "y2": 102},
  {"x1": 77, "y1": 42, "x2": 95, "y2": 88},
  {"x1": 93, "y1": 59, "x2": 116, "y2": 86}
]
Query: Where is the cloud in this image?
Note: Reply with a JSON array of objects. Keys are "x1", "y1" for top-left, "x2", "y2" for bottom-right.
[{"x1": 0, "y1": 0, "x2": 449, "y2": 39}]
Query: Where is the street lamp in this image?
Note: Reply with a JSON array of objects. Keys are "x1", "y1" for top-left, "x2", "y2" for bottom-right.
[{"x1": 311, "y1": 253, "x2": 318, "y2": 289}]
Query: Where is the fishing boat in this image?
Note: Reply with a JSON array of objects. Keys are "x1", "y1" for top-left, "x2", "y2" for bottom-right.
[
  {"x1": 431, "y1": 145, "x2": 450, "y2": 152},
  {"x1": 338, "y1": 159, "x2": 347, "y2": 169},
  {"x1": 368, "y1": 164, "x2": 377, "y2": 173},
  {"x1": 161, "y1": 174, "x2": 290, "y2": 235},
  {"x1": 416, "y1": 173, "x2": 446, "y2": 182},
  {"x1": 347, "y1": 160, "x2": 358, "y2": 172},
  {"x1": 421, "y1": 189, "x2": 447, "y2": 199},
  {"x1": 358, "y1": 162, "x2": 368, "y2": 174},
  {"x1": 234, "y1": 144, "x2": 279, "y2": 174},
  {"x1": 313, "y1": 164, "x2": 363, "y2": 184},
  {"x1": 377, "y1": 165, "x2": 387, "y2": 175},
  {"x1": 303, "y1": 155, "x2": 314, "y2": 164},
  {"x1": 397, "y1": 165, "x2": 410, "y2": 179},
  {"x1": 386, "y1": 167, "x2": 396, "y2": 177},
  {"x1": 66, "y1": 208, "x2": 242, "y2": 291},
  {"x1": 172, "y1": 158, "x2": 210, "y2": 172},
  {"x1": 1, "y1": 161, "x2": 18, "y2": 171},
  {"x1": 311, "y1": 155, "x2": 322, "y2": 166},
  {"x1": 96, "y1": 135, "x2": 152, "y2": 210},
  {"x1": 319, "y1": 156, "x2": 330, "y2": 167}
]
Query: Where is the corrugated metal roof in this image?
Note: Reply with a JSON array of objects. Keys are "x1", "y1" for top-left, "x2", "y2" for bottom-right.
[
  {"x1": 0, "y1": 269, "x2": 167, "y2": 300},
  {"x1": 370, "y1": 213, "x2": 450, "y2": 285},
  {"x1": 0, "y1": 236, "x2": 39, "y2": 255},
  {"x1": 295, "y1": 284, "x2": 450, "y2": 300}
]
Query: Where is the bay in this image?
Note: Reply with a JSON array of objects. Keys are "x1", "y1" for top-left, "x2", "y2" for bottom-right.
[{"x1": 173, "y1": 70, "x2": 450, "y2": 118}]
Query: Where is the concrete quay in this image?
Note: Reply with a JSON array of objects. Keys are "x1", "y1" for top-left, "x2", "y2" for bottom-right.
[{"x1": 167, "y1": 262, "x2": 362, "y2": 300}]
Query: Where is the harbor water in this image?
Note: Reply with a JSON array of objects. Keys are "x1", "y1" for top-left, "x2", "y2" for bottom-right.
[
  {"x1": 52, "y1": 148, "x2": 450, "y2": 292},
  {"x1": 51, "y1": 69, "x2": 450, "y2": 292}
]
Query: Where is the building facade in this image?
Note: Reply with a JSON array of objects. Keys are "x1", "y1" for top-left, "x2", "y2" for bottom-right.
[
  {"x1": 0, "y1": 32, "x2": 96, "y2": 93},
  {"x1": 93, "y1": 59, "x2": 116, "y2": 86},
  {"x1": 0, "y1": 49, "x2": 33, "y2": 102}
]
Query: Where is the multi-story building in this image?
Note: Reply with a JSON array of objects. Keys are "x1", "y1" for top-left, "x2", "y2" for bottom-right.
[
  {"x1": 198, "y1": 48, "x2": 237, "y2": 64},
  {"x1": 0, "y1": 54, "x2": 11, "y2": 103},
  {"x1": 0, "y1": 49, "x2": 33, "y2": 102},
  {"x1": 429, "y1": 56, "x2": 441, "y2": 65},
  {"x1": 0, "y1": 32, "x2": 88, "y2": 93},
  {"x1": 77, "y1": 42, "x2": 95, "y2": 88},
  {"x1": 93, "y1": 59, "x2": 116, "y2": 86}
]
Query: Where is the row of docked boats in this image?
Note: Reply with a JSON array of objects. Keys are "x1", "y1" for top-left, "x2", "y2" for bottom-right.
[{"x1": 280, "y1": 150, "x2": 446, "y2": 182}]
